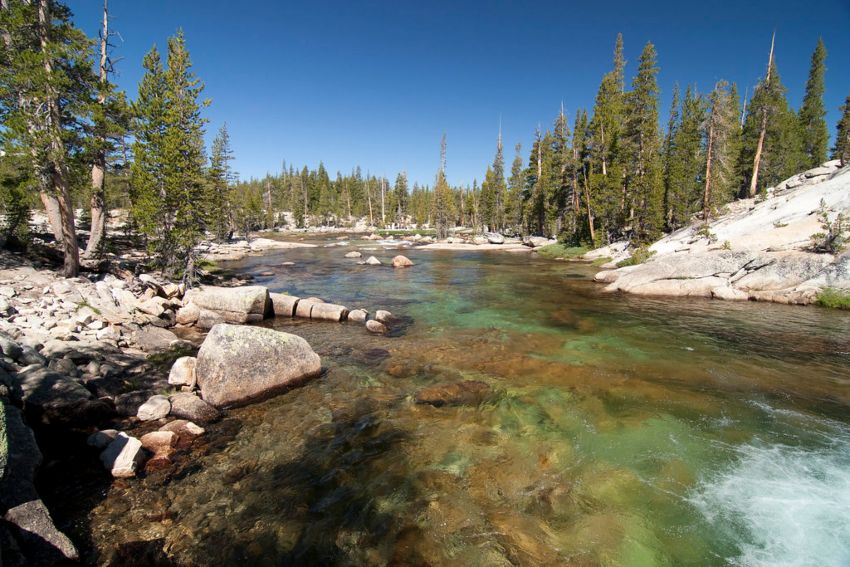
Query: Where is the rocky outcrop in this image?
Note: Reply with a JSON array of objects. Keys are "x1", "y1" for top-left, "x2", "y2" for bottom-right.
[
  {"x1": 591, "y1": 163, "x2": 850, "y2": 304},
  {"x1": 194, "y1": 324, "x2": 321, "y2": 407},
  {"x1": 183, "y1": 285, "x2": 272, "y2": 326}
]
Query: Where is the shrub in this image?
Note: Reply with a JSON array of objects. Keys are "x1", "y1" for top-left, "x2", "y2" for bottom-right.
[
  {"x1": 616, "y1": 244, "x2": 656, "y2": 267},
  {"x1": 810, "y1": 199, "x2": 847, "y2": 253},
  {"x1": 815, "y1": 288, "x2": 850, "y2": 310}
]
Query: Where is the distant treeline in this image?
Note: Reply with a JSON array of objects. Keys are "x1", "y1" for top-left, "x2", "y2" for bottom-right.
[{"x1": 1, "y1": 0, "x2": 849, "y2": 279}]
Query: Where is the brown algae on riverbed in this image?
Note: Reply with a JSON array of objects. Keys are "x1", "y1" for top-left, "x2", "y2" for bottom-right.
[{"x1": 54, "y1": 237, "x2": 850, "y2": 565}]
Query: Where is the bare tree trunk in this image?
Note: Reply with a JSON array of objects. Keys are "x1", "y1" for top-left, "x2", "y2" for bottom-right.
[
  {"x1": 38, "y1": 0, "x2": 79, "y2": 276},
  {"x1": 37, "y1": 192, "x2": 63, "y2": 241},
  {"x1": 366, "y1": 180, "x2": 373, "y2": 226},
  {"x1": 380, "y1": 178, "x2": 385, "y2": 226},
  {"x1": 748, "y1": 33, "x2": 775, "y2": 198},
  {"x1": 84, "y1": 0, "x2": 109, "y2": 258},
  {"x1": 703, "y1": 122, "x2": 715, "y2": 221}
]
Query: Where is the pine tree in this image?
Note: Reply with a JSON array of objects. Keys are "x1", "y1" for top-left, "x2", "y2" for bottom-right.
[
  {"x1": 433, "y1": 134, "x2": 454, "y2": 239},
  {"x1": 834, "y1": 95, "x2": 850, "y2": 166},
  {"x1": 506, "y1": 143, "x2": 524, "y2": 231},
  {"x1": 0, "y1": 0, "x2": 96, "y2": 275},
  {"x1": 702, "y1": 81, "x2": 739, "y2": 221},
  {"x1": 798, "y1": 39, "x2": 828, "y2": 169},
  {"x1": 623, "y1": 42, "x2": 664, "y2": 242},
  {"x1": 207, "y1": 123, "x2": 235, "y2": 240},
  {"x1": 572, "y1": 109, "x2": 595, "y2": 243},
  {"x1": 393, "y1": 172, "x2": 408, "y2": 225},
  {"x1": 666, "y1": 85, "x2": 706, "y2": 229},
  {"x1": 662, "y1": 83, "x2": 680, "y2": 228},
  {"x1": 550, "y1": 106, "x2": 573, "y2": 237}
]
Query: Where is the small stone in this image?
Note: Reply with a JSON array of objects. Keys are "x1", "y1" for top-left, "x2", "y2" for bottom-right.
[
  {"x1": 139, "y1": 430, "x2": 178, "y2": 452},
  {"x1": 392, "y1": 255, "x2": 414, "y2": 268},
  {"x1": 348, "y1": 309, "x2": 368, "y2": 323},
  {"x1": 345, "y1": 251, "x2": 362, "y2": 258},
  {"x1": 168, "y1": 356, "x2": 197, "y2": 388},
  {"x1": 375, "y1": 310, "x2": 393, "y2": 323},
  {"x1": 137, "y1": 394, "x2": 171, "y2": 421},
  {"x1": 100, "y1": 432, "x2": 145, "y2": 478},
  {"x1": 365, "y1": 256, "x2": 382, "y2": 266},
  {"x1": 160, "y1": 419, "x2": 205, "y2": 437},
  {"x1": 366, "y1": 320, "x2": 387, "y2": 334},
  {"x1": 169, "y1": 392, "x2": 221, "y2": 423}
]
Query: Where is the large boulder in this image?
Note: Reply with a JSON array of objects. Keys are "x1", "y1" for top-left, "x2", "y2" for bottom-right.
[
  {"x1": 183, "y1": 285, "x2": 271, "y2": 325},
  {"x1": 270, "y1": 292, "x2": 300, "y2": 317},
  {"x1": 194, "y1": 324, "x2": 321, "y2": 407}
]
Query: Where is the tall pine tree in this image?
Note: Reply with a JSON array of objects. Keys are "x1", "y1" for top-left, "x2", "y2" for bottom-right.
[
  {"x1": 834, "y1": 95, "x2": 850, "y2": 166},
  {"x1": 798, "y1": 38, "x2": 828, "y2": 169}
]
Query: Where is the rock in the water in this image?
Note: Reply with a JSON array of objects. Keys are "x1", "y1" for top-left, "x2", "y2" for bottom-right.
[
  {"x1": 168, "y1": 356, "x2": 197, "y2": 388},
  {"x1": 183, "y1": 285, "x2": 271, "y2": 324},
  {"x1": 270, "y1": 292, "x2": 300, "y2": 317},
  {"x1": 160, "y1": 419, "x2": 205, "y2": 438},
  {"x1": 86, "y1": 429, "x2": 119, "y2": 449},
  {"x1": 485, "y1": 232, "x2": 505, "y2": 244},
  {"x1": 310, "y1": 302, "x2": 349, "y2": 322},
  {"x1": 365, "y1": 256, "x2": 382, "y2": 266},
  {"x1": 194, "y1": 324, "x2": 321, "y2": 407},
  {"x1": 168, "y1": 392, "x2": 221, "y2": 423},
  {"x1": 134, "y1": 326, "x2": 179, "y2": 353},
  {"x1": 375, "y1": 310, "x2": 394, "y2": 323},
  {"x1": 100, "y1": 433, "x2": 144, "y2": 478},
  {"x1": 175, "y1": 302, "x2": 200, "y2": 325},
  {"x1": 345, "y1": 251, "x2": 362, "y2": 258},
  {"x1": 392, "y1": 255, "x2": 414, "y2": 268},
  {"x1": 294, "y1": 297, "x2": 323, "y2": 319},
  {"x1": 348, "y1": 309, "x2": 369, "y2": 323},
  {"x1": 415, "y1": 380, "x2": 492, "y2": 407},
  {"x1": 136, "y1": 395, "x2": 171, "y2": 421},
  {"x1": 365, "y1": 320, "x2": 387, "y2": 334},
  {"x1": 139, "y1": 430, "x2": 177, "y2": 453}
]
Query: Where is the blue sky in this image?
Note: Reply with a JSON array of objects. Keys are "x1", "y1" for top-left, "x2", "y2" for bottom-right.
[{"x1": 69, "y1": 0, "x2": 850, "y2": 187}]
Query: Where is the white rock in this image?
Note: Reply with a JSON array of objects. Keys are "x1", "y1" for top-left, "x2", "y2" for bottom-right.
[
  {"x1": 100, "y1": 432, "x2": 144, "y2": 478},
  {"x1": 168, "y1": 356, "x2": 197, "y2": 388},
  {"x1": 365, "y1": 256, "x2": 382, "y2": 265},
  {"x1": 137, "y1": 395, "x2": 171, "y2": 421},
  {"x1": 375, "y1": 310, "x2": 393, "y2": 323}
]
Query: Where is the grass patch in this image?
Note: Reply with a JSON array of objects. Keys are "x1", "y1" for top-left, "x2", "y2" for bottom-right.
[
  {"x1": 536, "y1": 244, "x2": 590, "y2": 260},
  {"x1": 591, "y1": 256, "x2": 613, "y2": 266},
  {"x1": 616, "y1": 245, "x2": 656, "y2": 268},
  {"x1": 815, "y1": 288, "x2": 850, "y2": 310},
  {"x1": 77, "y1": 300, "x2": 102, "y2": 315},
  {"x1": 198, "y1": 259, "x2": 220, "y2": 273}
]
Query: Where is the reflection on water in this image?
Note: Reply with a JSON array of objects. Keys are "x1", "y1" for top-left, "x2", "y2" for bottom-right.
[{"x1": 73, "y1": 238, "x2": 850, "y2": 565}]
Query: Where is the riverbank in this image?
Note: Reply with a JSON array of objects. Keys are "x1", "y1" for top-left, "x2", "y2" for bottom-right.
[{"x1": 590, "y1": 160, "x2": 850, "y2": 305}]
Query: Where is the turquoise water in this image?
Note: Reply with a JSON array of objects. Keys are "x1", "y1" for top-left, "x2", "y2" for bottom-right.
[{"x1": 76, "y1": 238, "x2": 850, "y2": 565}]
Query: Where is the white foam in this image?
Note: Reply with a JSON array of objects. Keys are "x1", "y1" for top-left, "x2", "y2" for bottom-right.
[{"x1": 692, "y1": 438, "x2": 850, "y2": 566}]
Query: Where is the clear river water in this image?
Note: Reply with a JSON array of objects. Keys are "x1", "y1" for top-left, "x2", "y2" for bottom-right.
[{"x1": 61, "y1": 237, "x2": 850, "y2": 566}]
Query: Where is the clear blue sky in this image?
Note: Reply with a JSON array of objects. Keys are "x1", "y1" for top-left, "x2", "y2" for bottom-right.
[{"x1": 69, "y1": 0, "x2": 850, "y2": 187}]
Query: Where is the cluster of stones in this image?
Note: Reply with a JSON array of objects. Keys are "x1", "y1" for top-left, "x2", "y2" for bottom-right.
[{"x1": 176, "y1": 284, "x2": 398, "y2": 335}]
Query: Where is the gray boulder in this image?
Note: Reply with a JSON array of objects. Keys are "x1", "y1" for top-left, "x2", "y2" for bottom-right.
[
  {"x1": 485, "y1": 232, "x2": 505, "y2": 244},
  {"x1": 195, "y1": 324, "x2": 321, "y2": 407},
  {"x1": 168, "y1": 392, "x2": 221, "y2": 423},
  {"x1": 133, "y1": 326, "x2": 180, "y2": 353},
  {"x1": 183, "y1": 285, "x2": 271, "y2": 324},
  {"x1": 136, "y1": 395, "x2": 171, "y2": 421}
]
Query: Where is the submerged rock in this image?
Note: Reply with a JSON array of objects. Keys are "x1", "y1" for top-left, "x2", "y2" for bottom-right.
[
  {"x1": 194, "y1": 324, "x2": 321, "y2": 407},
  {"x1": 415, "y1": 380, "x2": 492, "y2": 407}
]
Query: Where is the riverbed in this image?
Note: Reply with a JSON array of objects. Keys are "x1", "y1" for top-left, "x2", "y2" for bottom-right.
[{"x1": 59, "y1": 237, "x2": 850, "y2": 565}]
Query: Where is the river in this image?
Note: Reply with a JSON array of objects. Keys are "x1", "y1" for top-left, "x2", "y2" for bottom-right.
[{"x1": 64, "y1": 237, "x2": 850, "y2": 566}]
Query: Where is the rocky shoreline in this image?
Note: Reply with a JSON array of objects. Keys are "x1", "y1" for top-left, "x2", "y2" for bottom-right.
[{"x1": 589, "y1": 160, "x2": 850, "y2": 305}]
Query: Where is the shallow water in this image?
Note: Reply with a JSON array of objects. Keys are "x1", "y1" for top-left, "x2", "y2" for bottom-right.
[{"x1": 74, "y1": 238, "x2": 850, "y2": 565}]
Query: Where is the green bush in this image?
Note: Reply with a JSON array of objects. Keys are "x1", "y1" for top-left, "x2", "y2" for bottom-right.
[
  {"x1": 616, "y1": 245, "x2": 656, "y2": 267},
  {"x1": 536, "y1": 244, "x2": 589, "y2": 260},
  {"x1": 815, "y1": 288, "x2": 850, "y2": 310}
]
